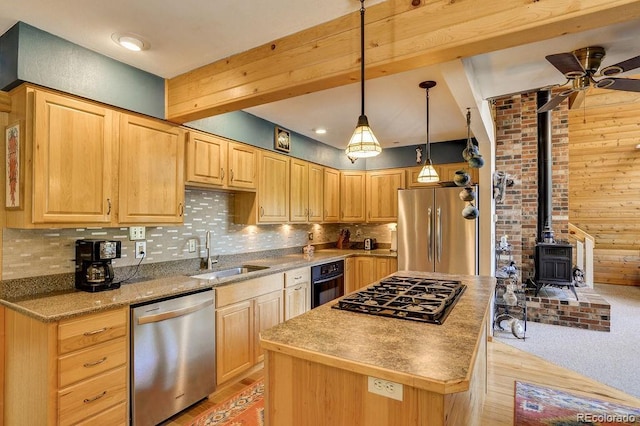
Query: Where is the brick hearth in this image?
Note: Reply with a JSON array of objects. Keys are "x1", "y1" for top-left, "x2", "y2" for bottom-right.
[{"x1": 526, "y1": 287, "x2": 610, "y2": 332}]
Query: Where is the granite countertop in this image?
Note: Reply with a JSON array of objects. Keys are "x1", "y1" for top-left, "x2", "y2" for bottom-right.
[
  {"x1": 0, "y1": 249, "x2": 396, "y2": 322},
  {"x1": 260, "y1": 271, "x2": 495, "y2": 395}
]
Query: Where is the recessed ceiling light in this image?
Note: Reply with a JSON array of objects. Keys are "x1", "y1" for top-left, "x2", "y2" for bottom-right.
[
  {"x1": 314, "y1": 128, "x2": 327, "y2": 135},
  {"x1": 111, "y1": 32, "x2": 149, "y2": 51}
]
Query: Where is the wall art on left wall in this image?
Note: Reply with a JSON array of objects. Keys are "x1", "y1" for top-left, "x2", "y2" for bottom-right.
[{"x1": 5, "y1": 121, "x2": 21, "y2": 209}]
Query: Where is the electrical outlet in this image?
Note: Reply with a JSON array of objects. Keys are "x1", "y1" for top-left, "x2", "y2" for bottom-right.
[
  {"x1": 308, "y1": 232, "x2": 314, "y2": 241},
  {"x1": 367, "y1": 376, "x2": 403, "y2": 401},
  {"x1": 129, "y1": 226, "x2": 146, "y2": 241},
  {"x1": 135, "y1": 241, "x2": 146, "y2": 259},
  {"x1": 188, "y1": 238, "x2": 197, "y2": 253}
]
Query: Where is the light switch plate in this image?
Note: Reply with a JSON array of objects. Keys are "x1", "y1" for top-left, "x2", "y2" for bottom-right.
[
  {"x1": 129, "y1": 226, "x2": 146, "y2": 241},
  {"x1": 188, "y1": 238, "x2": 197, "y2": 253}
]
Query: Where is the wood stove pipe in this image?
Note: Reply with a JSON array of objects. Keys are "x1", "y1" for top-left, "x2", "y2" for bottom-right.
[{"x1": 537, "y1": 90, "x2": 553, "y2": 242}]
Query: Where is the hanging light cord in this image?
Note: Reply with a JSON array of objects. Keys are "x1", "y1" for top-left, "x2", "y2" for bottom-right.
[
  {"x1": 425, "y1": 86, "x2": 431, "y2": 162},
  {"x1": 466, "y1": 108, "x2": 471, "y2": 146},
  {"x1": 359, "y1": 0, "x2": 365, "y2": 118}
]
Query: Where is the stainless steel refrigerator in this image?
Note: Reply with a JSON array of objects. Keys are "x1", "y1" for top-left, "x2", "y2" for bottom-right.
[{"x1": 397, "y1": 187, "x2": 478, "y2": 275}]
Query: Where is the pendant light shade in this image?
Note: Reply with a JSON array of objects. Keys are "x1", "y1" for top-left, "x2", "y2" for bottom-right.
[
  {"x1": 345, "y1": 0, "x2": 381, "y2": 159},
  {"x1": 417, "y1": 81, "x2": 439, "y2": 183}
]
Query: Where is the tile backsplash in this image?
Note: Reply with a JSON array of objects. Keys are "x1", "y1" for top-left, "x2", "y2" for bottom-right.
[{"x1": 2, "y1": 189, "x2": 395, "y2": 280}]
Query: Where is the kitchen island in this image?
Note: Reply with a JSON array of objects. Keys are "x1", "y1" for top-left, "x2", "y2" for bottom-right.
[{"x1": 260, "y1": 271, "x2": 494, "y2": 426}]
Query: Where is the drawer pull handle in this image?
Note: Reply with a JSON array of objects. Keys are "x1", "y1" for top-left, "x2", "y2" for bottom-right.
[
  {"x1": 83, "y1": 327, "x2": 108, "y2": 336},
  {"x1": 295, "y1": 276, "x2": 303, "y2": 280},
  {"x1": 83, "y1": 391, "x2": 107, "y2": 404},
  {"x1": 83, "y1": 357, "x2": 107, "y2": 368}
]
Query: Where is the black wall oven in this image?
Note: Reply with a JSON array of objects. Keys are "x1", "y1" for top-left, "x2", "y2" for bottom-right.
[{"x1": 311, "y1": 260, "x2": 344, "y2": 308}]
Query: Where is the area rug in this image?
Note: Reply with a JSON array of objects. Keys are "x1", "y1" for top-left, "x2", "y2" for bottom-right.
[
  {"x1": 515, "y1": 381, "x2": 640, "y2": 425},
  {"x1": 191, "y1": 380, "x2": 264, "y2": 426}
]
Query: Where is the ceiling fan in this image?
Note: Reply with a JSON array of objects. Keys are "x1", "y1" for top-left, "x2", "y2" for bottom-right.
[{"x1": 537, "y1": 46, "x2": 640, "y2": 113}]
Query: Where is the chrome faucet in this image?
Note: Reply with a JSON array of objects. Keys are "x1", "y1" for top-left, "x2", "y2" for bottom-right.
[{"x1": 204, "y1": 230, "x2": 218, "y2": 270}]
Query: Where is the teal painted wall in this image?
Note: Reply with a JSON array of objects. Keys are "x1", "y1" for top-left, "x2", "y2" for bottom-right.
[{"x1": 2, "y1": 22, "x2": 164, "y2": 118}]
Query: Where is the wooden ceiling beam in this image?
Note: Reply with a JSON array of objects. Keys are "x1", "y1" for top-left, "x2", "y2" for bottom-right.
[
  {"x1": 166, "y1": 0, "x2": 640, "y2": 123},
  {"x1": 0, "y1": 91, "x2": 11, "y2": 113}
]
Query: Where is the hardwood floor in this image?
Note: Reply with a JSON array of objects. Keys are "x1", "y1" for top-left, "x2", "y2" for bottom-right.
[{"x1": 163, "y1": 340, "x2": 640, "y2": 425}]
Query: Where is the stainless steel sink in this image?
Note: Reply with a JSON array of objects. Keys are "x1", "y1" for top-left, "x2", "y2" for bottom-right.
[{"x1": 190, "y1": 265, "x2": 269, "y2": 280}]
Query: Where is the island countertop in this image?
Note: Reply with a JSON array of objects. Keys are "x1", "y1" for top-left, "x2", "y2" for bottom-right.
[{"x1": 260, "y1": 271, "x2": 495, "y2": 394}]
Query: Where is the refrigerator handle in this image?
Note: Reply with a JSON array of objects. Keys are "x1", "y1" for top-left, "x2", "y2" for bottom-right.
[{"x1": 436, "y1": 207, "x2": 442, "y2": 262}]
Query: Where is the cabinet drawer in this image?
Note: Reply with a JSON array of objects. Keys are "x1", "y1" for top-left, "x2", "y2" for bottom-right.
[
  {"x1": 58, "y1": 338, "x2": 127, "y2": 388},
  {"x1": 284, "y1": 267, "x2": 310, "y2": 288},
  {"x1": 58, "y1": 366, "x2": 127, "y2": 426},
  {"x1": 75, "y1": 401, "x2": 127, "y2": 426},
  {"x1": 216, "y1": 273, "x2": 284, "y2": 307},
  {"x1": 58, "y1": 308, "x2": 127, "y2": 354}
]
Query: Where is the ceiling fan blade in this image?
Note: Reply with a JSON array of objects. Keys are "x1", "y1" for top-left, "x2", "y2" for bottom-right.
[
  {"x1": 595, "y1": 77, "x2": 640, "y2": 92},
  {"x1": 546, "y1": 52, "x2": 585, "y2": 78},
  {"x1": 600, "y1": 55, "x2": 640, "y2": 76},
  {"x1": 537, "y1": 91, "x2": 573, "y2": 113}
]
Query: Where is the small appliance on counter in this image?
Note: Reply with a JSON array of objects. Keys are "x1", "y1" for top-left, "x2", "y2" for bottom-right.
[
  {"x1": 75, "y1": 239, "x2": 121, "y2": 292},
  {"x1": 364, "y1": 237, "x2": 377, "y2": 250}
]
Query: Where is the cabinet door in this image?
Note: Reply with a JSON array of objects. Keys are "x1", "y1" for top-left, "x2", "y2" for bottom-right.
[
  {"x1": 216, "y1": 301, "x2": 253, "y2": 384},
  {"x1": 119, "y1": 114, "x2": 184, "y2": 224},
  {"x1": 323, "y1": 168, "x2": 340, "y2": 222},
  {"x1": 258, "y1": 151, "x2": 290, "y2": 223},
  {"x1": 33, "y1": 90, "x2": 114, "y2": 224},
  {"x1": 228, "y1": 142, "x2": 257, "y2": 190},
  {"x1": 290, "y1": 158, "x2": 309, "y2": 223},
  {"x1": 366, "y1": 169, "x2": 406, "y2": 222},
  {"x1": 355, "y1": 257, "x2": 376, "y2": 290},
  {"x1": 308, "y1": 164, "x2": 324, "y2": 222},
  {"x1": 345, "y1": 257, "x2": 357, "y2": 294},
  {"x1": 340, "y1": 171, "x2": 366, "y2": 222},
  {"x1": 374, "y1": 257, "x2": 398, "y2": 281},
  {"x1": 185, "y1": 131, "x2": 227, "y2": 187},
  {"x1": 254, "y1": 290, "x2": 283, "y2": 363},
  {"x1": 284, "y1": 283, "x2": 309, "y2": 321}
]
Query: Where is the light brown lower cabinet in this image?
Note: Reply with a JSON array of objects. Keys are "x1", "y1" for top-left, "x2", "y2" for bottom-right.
[
  {"x1": 4, "y1": 307, "x2": 128, "y2": 425},
  {"x1": 348, "y1": 256, "x2": 398, "y2": 293},
  {"x1": 215, "y1": 274, "x2": 284, "y2": 385},
  {"x1": 284, "y1": 267, "x2": 311, "y2": 320}
]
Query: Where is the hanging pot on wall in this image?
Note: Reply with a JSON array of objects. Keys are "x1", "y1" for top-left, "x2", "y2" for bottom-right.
[
  {"x1": 468, "y1": 154, "x2": 485, "y2": 168},
  {"x1": 453, "y1": 170, "x2": 471, "y2": 187},
  {"x1": 462, "y1": 203, "x2": 479, "y2": 220},
  {"x1": 459, "y1": 187, "x2": 476, "y2": 201}
]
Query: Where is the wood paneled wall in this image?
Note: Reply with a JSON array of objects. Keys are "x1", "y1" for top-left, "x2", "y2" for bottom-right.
[{"x1": 568, "y1": 84, "x2": 640, "y2": 285}]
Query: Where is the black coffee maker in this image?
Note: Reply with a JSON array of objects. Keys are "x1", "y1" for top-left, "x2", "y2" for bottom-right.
[{"x1": 75, "y1": 240, "x2": 122, "y2": 292}]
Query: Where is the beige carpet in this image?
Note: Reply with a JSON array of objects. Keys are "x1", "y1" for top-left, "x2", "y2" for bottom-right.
[{"x1": 496, "y1": 283, "x2": 640, "y2": 398}]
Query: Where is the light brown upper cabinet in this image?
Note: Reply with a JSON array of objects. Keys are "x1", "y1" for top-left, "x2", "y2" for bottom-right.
[
  {"x1": 290, "y1": 159, "x2": 324, "y2": 223},
  {"x1": 6, "y1": 85, "x2": 116, "y2": 228},
  {"x1": 408, "y1": 162, "x2": 478, "y2": 188},
  {"x1": 235, "y1": 150, "x2": 290, "y2": 224},
  {"x1": 366, "y1": 169, "x2": 406, "y2": 222},
  {"x1": 185, "y1": 131, "x2": 227, "y2": 187},
  {"x1": 185, "y1": 131, "x2": 257, "y2": 191},
  {"x1": 308, "y1": 163, "x2": 324, "y2": 222},
  {"x1": 290, "y1": 158, "x2": 309, "y2": 223},
  {"x1": 119, "y1": 113, "x2": 185, "y2": 224},
  {"x1": 227, "y1": 141, "x2": 257, "y2": 190},
  {"x1": 323, "y1": 168, "x2": 340, "y2": 222},
  {"x1": 340, "y1": 171, "x2": 366, "y2": 222}
]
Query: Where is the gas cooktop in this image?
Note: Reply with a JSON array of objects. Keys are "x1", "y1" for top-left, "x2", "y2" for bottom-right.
[{"x1": 332, "y1": 275, "x2": 466, "y2": 324}]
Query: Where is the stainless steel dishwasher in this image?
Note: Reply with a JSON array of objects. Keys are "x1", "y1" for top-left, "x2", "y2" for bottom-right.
[{"x1": 131, "y1": 289, "x2": 216, "y2": 426}]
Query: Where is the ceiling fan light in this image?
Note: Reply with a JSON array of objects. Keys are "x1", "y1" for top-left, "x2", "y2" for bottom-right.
[
  {"x1": 600, "y1": 65, "x2": 623, "y2": 77},
  {"x1": 417, "y1": 160, "x2": 439, "y2": 183},
  {"x1": 594, "y1": 78, "x2": 615, "y2": 89},
  {"x1": 345, "y1": 115, "x2": 382, "y2": 158}
]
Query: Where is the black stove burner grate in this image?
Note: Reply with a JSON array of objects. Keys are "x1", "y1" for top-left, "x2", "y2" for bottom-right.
[{"x1": 332, "y1": 276, "x2": 466, "y2": 324}]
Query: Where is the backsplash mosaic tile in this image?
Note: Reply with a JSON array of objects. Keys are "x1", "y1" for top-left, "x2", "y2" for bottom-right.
[{"x1": 2, "y1": 189, "x2": 394, "y2": 280}]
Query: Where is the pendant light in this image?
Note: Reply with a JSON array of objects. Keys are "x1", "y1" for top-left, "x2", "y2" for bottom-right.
[
  {"x1": 417, "y1": 81, "x2": 439, "y2": 183},
  {"x1": 345, "y1": 0, "x2": 382, "y2": 159}
]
